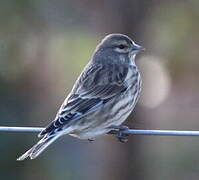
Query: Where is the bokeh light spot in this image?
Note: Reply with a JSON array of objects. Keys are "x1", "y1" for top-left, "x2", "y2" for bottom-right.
[{"x1": 138, "y1": 56, "x2": 171, "y2": 108}]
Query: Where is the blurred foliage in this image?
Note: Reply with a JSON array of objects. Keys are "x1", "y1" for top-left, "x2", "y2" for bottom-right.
[{"x1": 0, "y1": 0, "x2": 199, "y2": 180}]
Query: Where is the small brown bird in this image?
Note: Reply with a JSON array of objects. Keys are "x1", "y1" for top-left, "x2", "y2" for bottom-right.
[{"x1": 17, "y1": 33, "x2": 144, "y2": 161}]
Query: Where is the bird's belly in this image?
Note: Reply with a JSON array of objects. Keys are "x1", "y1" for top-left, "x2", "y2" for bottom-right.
[
  {"x1": 69, "y1": 128, "x2": 109, "y2": 139},
  {"x1": 70, "y1": 86, "x2": 140, "y2": 139}
]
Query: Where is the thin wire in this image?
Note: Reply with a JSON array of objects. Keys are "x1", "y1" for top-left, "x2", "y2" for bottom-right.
[
  {"x1": 0, "y1": 126, "x2": 199, "y2": 136},
  {"x1": 0, "y1": 126, "x2": 44, "y2": 133}
]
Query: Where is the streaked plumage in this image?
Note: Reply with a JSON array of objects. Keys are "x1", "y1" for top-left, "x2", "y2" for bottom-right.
[{"x1": 17, "y1": 33, "x2": 144, "y2": 161}]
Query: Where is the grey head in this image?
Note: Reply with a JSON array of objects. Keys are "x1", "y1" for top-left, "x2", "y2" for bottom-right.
[{"x1": 92, "y1": 33, "x2": 144, "y2": 65}]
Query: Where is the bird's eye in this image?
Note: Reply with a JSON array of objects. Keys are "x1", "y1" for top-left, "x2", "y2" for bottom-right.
[
  {"x1": 114, "y1": 43, "x2": 129, "y2": 53},
  {"x1": 118, "y1": 45, "x2": 126, "y2": 49}
]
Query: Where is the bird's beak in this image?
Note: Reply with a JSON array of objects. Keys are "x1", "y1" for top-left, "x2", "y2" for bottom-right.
[{"x1": 131, "y1": 43, "x2": 145, "y2": 54}]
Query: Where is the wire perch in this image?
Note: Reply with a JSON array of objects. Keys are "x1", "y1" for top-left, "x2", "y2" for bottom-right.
[{"x1": 0, "y1": 126, "x2": 199, "y2": 136}]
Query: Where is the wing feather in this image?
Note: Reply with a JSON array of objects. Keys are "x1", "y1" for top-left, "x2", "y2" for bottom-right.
[{"x1": 39, "y1": 63, "x2": 129, "y2": 137}]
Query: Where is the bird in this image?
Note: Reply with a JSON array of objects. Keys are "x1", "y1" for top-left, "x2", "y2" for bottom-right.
[{"x1": 17, "y1": 33, "x2": 144, "y2": 161}]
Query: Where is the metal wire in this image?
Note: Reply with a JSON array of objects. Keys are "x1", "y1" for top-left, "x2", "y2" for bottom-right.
[
  {"x1": 0, "y1": 126, "x2": 44, "y2": 133},
  {"x1": 0, "y1": 126, "x2": 199, "y2": 136}
]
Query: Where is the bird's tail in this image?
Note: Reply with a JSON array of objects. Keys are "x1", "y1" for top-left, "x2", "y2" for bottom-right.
[{"x1": 17, "y1": 134, "x2": 61, "y2": 161}]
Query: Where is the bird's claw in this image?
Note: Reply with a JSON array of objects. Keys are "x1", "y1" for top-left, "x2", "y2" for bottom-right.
[{"x1": 108, "y1": 125, "x2": 129, "y2": 143}]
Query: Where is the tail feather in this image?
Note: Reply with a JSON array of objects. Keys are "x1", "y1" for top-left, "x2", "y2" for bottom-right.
[{"x1": 17, "y1": 134, "x2": 61, "y2": 161}]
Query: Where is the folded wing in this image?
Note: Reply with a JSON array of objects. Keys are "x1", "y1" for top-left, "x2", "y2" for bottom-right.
[{"x1": 39, "y1": 63, "x2": 129, "y2": 137}]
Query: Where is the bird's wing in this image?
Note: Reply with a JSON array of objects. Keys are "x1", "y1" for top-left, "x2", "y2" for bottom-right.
[{"x1": 39, "y1": 63, "x2": 129, "y2": 137}]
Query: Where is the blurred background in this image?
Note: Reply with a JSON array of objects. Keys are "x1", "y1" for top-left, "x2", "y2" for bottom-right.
[{"x1": 0, "y1": 0, "x2": 199, "y2": 179}]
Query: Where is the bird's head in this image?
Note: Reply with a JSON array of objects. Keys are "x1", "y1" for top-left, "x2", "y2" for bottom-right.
[{"x1": 93, "y1": 33, "x2": 145, "y2": 65}]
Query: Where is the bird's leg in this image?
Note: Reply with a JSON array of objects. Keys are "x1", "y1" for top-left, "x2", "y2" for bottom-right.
[{"x1": 108, "y1": 125, "x2": 129, "y2": 143}]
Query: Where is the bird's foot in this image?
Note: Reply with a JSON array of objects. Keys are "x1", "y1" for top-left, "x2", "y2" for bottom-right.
[{"x1": 108, "y1": 125, "x2": 129, "y2": 143}]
